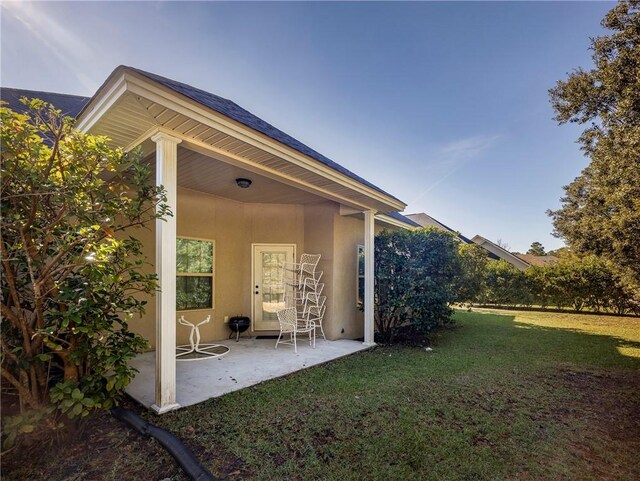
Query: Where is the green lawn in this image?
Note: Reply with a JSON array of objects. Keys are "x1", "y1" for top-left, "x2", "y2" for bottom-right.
[{"x1": 4, "y1": 309, "x2": 639, "y2": 480}]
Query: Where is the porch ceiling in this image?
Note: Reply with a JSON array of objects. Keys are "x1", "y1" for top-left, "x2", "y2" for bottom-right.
[
  {"x1": 77, "y1": 69, "x2": 405, "y2": 213},
  {"x1": 147, "y1": 146, "x2": 328, "y2": 205}
]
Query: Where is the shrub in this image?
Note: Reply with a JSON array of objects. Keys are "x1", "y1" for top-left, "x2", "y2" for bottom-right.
[
  {"x1": 374, "y1": 228, "x2": 461, "y2": 343},
  {"x1": 455, "y1": 243, "x2": 488, "y2": 305},
  {"x1": 482, "y1": 260, "x2": 531, "y2": 306},
  {"x1": 476, "y1": 253, "x2": 639, "y2": 315},
  {"x1": 1, "y1": 99, "x2": 168, "y2": 444}
]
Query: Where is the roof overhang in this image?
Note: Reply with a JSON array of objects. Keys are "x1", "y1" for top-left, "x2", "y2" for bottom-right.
[
  {"x1": 76, "y1": 66, "x2": 406, "y2": 213},
  {"x1": 374, "y1": 214, "x2": 418, "y2": 230}
]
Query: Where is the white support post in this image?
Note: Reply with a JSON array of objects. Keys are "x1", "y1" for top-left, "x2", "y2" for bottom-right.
[
  {"x1": 151, "y1": 131, "x2": 182, "y2": 414},
  {"x1": 363, "y1": 210, "x2": 376, "y2": 346}
]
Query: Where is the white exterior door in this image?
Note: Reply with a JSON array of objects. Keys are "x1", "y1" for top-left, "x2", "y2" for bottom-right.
[{"x1": 252, "y1": 244, "x2": 295, "y2": 331}]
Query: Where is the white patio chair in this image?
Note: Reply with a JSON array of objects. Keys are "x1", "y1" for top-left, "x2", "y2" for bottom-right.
[
  {"x1": 303, "y1": 295, "x2": 327, "y2": 340},
  {"x1": 290, "y1": 274, "x2": 324, "y2": 307},
  {"x1": 176, "y1": 315, "x2": 229, "y2": 361},
  {"x1": 300, "y1": 271, "x2": 324, "y2": 294},
  {"x1": 281, "y1": 254, "x2": 321, "y2": 289},
  {"x1": 275, "y1": 307, "x2": 315, "y2": 353}
]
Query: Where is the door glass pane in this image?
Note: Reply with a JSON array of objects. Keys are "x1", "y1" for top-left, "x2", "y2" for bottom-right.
[{"x1": 261, "y1": 252, "x2": 286, "y2": 321}]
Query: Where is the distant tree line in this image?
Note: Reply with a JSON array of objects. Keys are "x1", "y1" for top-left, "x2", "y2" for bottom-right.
[{"x1": 456, "y1": 250, "x2": 640, "y2": 316}]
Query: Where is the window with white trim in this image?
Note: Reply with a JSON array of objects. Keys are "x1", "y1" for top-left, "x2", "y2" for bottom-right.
[
  {"x1": 176, "y1": 238, "x2": 214, "y2": 311},
  {"x1": 357, "y1": 244, "x2": 365, "y2": 306}
]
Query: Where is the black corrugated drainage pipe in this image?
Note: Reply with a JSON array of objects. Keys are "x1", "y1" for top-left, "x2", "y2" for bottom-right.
[{"x1": 111, "y1": 407, "x2": 216, "y2": 481}]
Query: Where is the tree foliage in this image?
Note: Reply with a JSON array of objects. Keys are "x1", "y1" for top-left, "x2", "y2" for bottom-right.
[
  {"x1": 548, "y1": 0, "x2": 640, "y2": 294},
  {"x1": 455, "y1": 243, "x2": 488, "y2": 305},
  {"x1": 527, "y1": 242, "x2": 546, "y2": 256},
  {"x1": 0, "y1": 100, "x2": 168, "y2": 441},
  {"x1": 481, "y1": 261, "x2": 533, "y2": 307},
  {"x1": 374, "y1": 228, "x2": 461, "y2": 343}
]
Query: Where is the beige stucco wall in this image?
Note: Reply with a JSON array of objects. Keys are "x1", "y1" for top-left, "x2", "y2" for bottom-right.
[
  {"x1": 303, "y1": 202, "x2": 338, "y2": 338},
  {"x1": 131, "y1": 190, "x2": 396, "y2": 348},
  {"x1": 133, "y1": 187, "x2": 305, "y2": 348},
  {"x1": 304, "y1": 206, "x2": 390, "y2": 341},
  {"x1": 331, "y1": 213, "x2": 365, "y2": 339}
]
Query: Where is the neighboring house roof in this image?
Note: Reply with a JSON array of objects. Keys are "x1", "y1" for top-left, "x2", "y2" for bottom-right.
[
  {"x1": 406, "y1": 212, "x2": 473, "y2": 243},
  {"x1": 515, "y1": 254, "x2": 559, "y2": 268},
  {"x1": 471, "y1": 235, "x2": 531, "y2": 270},
  {"x1": 1, "y1": 87, "x2": 90, "y2": 118}
]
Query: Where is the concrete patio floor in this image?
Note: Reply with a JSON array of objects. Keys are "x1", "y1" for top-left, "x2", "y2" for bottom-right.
[{"x1": 126, "y1": 338, "x2": 370, "y2": 409}]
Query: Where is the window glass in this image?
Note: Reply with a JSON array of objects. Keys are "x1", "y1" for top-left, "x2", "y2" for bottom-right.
[
  {"x1": 177, "y1": 238, "x2": 213, "y2": 273},
  {"x1": 176, "y1": 238, "x2": 214, "y2": 310}
]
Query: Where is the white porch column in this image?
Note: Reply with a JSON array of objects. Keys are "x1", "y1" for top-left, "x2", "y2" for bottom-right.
[
  {"x1": 363, "y1": 210, "x2": 376, "y2": 346},
  {"x1": 151, "y1": 132, "x2": 182, "y2": 414}
]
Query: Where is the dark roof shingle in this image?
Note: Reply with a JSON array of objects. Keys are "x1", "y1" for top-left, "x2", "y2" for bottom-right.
[{"x1": 1, "y1": 87, "x2": 90, "y2": 118}]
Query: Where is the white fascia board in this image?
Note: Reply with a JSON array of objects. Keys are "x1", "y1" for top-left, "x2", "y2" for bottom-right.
[{"x1": 75, "y1": 70, "x2": 128, "y2": 133}]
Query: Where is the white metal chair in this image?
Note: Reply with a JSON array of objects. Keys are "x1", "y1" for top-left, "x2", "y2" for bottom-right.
[
  {"x1": 281, "y1": 254, "x2": 321, "y2": 289},
  {"x1": 275, "y1": 307, "x2": 315, "y2": 353},
  {"x1": 303, "y1": 295, "x2": 327, "y2": 340},
  {"x1": 176, "y1": 315, "x2": 230, "y2": 361}
]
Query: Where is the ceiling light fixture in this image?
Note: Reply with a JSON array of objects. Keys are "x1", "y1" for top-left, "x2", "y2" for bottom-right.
[{"x1": 235, "y1": 178, "x2": 252, "y2": 189}]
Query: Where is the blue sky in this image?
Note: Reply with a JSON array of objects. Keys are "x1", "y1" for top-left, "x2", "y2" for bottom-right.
[{"x1": 1, "y1": 1, "x2": 612, "y2": 252}]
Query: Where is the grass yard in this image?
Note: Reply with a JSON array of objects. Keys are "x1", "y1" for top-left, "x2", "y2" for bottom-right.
[{"x1": 3, "y1": 309, "x2": 639, "y2": 480}]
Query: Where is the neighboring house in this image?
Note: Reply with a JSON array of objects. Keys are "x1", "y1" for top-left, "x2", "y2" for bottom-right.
[
  {"x1": 515, "y1": 254, "x2": 559, "y2": 268},
  {"x1": 471, "y1": 235, "x2": 531, "y2": 271},
  {"x1": 406, "y1": 212, "x2": 473, "y2": 243},
  {"x1": 2, "y1": 66, "x2": 417, "y2": 412}
]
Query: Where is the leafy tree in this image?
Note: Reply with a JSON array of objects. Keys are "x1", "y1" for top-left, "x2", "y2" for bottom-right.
[
  {"x1": 374, "y1": 228, "x2": 461, "y2": 343},
  {"x1": 546, "y1": 246, "x2": 570, "y2": 258},
  {"x1": 527, "y1": 242, "x2": 546, "y2": 256},
  {"x1": 1, "y1": 99, "x2": 168, "y2": 442},
  {"x1": 455, "y1": 243, "x2": 488, "y2": 305},
  {"x1": 548, "y1": 0, "x2": 640, "y2": 294}
]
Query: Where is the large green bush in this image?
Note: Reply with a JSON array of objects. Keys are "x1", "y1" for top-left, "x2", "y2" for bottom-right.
[
  {"x1": 374, "y1": 228, "x2": 461, "y2": 343},
  {"x1": 1, "y1": 100, "x2": 168, "y2": 444}
]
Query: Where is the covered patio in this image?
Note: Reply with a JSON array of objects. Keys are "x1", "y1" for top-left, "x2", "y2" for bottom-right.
[
  {"x1": 126, "y1": 339, "x2": 369, "y2": 408},
  {"x1": 73, "y1": 66, "x2": 410, "y2": 413}
]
